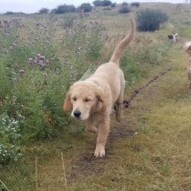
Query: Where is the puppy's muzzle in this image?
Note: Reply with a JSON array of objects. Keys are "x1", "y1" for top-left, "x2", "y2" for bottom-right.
[{"x1": 73, "y1": 110, "x2": 81, "y2": 118}]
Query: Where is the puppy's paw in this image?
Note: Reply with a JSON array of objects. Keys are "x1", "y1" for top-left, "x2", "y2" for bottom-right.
[{"x1": 94, "y1": 146, "x2": 105, "y2": 158}]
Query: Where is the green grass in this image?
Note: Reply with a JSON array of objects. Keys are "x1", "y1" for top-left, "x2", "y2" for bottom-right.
[{"x1": 1, "y1": 3, "x2": 191, "y2": 191}]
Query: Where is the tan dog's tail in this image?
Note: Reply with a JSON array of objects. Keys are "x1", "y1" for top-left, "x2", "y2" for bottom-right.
[{"x1": 109, "y1": 17, "x2": 136, "y2": 64}]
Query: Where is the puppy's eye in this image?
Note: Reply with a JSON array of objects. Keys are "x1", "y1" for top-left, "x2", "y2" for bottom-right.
[
  {"x1": 84, "y1": 98, "x2": 91, "y2": 102},
  {"x1": 72, "y1": 97, "x2": 77, "y2": 101}
]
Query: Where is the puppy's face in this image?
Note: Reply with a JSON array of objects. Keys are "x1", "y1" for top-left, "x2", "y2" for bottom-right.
[{"x1": 63, "y1": 82, "x2": 103, "y2": 120}]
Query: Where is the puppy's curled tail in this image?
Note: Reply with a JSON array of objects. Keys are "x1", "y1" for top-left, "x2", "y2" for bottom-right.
[{"x1": 109, "y1": 17, "x2": 136, "y2": 64}]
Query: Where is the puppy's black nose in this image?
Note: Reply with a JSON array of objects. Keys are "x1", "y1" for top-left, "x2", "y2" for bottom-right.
[{"x1": 74, "y1": 110, "x2": 81, "y2": 118}]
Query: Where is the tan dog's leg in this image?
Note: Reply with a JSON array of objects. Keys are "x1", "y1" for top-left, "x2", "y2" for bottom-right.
[
  {"x1": 86, "y1": 119, "x2": 98, "y2": 133},
  {"x1": 184, "y1": 42, "x2": 191, "y2": 93},
  {"x1": 188, "y1": 67, "x2": 191, "y2": 93},
  {"x1": 189, "y1": 83, "x2": 191, "y2": 91},
  {"x1": 94, "y1": 116, "x2": 110, "y2": 157},
  {"x1": 115, "y1": 81, "x2": 125, "y2": 122},
  {"x1": 115, "y1": 92, "x2": 124, "y2": 122},
  {"x1": 115, "y1": 102, "x2": 122, "y2": 122},
  {"x1": 189, "y1": 79, "x2": 191, "y2": 94}
]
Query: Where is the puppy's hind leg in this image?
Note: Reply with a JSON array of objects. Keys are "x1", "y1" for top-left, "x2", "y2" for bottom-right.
[
  {"x1": 115, "y1": 101, "x2": 123, "y2": 122},
  {"x1": 115, "y1": 80, "x2": 125, "y2": 122}
]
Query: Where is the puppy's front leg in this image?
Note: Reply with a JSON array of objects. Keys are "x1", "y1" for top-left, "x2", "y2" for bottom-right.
[
  {"x1": 94, "y1": 116, "x2": 110, "y2": 157},
  {"x1": 86, "y1": 118, "x2": 98, "y2": 133}
]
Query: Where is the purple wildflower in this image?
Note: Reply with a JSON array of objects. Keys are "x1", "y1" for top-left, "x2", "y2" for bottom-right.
[
  {"x1": 33, "y1": 59, "x2": 38, "y2": 65},
  {"x1": 39, "y1": 55, "x2": 45, "y2": 60},
  {"x1": 39, "y1": 60, "x2": 45, "y2": 67}
]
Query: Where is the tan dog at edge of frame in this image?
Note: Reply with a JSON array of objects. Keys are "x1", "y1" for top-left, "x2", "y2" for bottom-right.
[
  {"x1": 184, "y1": 41, "x2": 191, "y2": 93},
  {"x1": 63, "y1": 17, "x2": 136, "y2": 157}
]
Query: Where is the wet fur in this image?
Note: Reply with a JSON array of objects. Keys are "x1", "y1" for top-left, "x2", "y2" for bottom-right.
[{"x1": 64, "y1": 18, "x2": 136, "y2": 157}]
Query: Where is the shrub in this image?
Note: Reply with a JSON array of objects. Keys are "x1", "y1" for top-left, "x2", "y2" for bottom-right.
[
  {"x1": 102, "y1": 0, "x2": 112, "y2": 6},
  {"x1": 131, "y1": 2, "x2": 140, "y2": 7},
  {"x1": 93, "y1": 0, "x2": 112, "y2": 7},
  {"x1": 136, "y1": 9, "x2": 168, "y2": 32},
  {"x1": 39, "y1": 8, "x2": 49, "y2": 14},
  {"x1": 119, "y1": 5, "x2": 131, "y2": 13},
  {"x1": 4, "y1": 11, "x2": 14, "y2": 15},
  {"x1": 122, "y1": 2, "x2": 128, "y2": 6},
  {"x1": 111, "y1": 3, "x2": 116, "y2": 7},
  {"x1": 93, "y1": 0, "x2": 102, "y2": 6},
  {"x1": 52, "y1": 4, "x2": 76, "y2": 14},
  {"x1": 79, "y1": 3, "x2": 92, "y2": 12}
]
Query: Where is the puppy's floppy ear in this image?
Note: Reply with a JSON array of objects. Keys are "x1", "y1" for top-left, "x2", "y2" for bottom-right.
[
  {"x1": 94, "y1": 88, "x2": 106, "y2": 112},
  {"x1": 63, "y1": 91, "x2": 72, "y2": 111}
]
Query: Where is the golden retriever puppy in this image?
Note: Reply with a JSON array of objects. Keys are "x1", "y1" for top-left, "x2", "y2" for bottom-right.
[
  {"x1": 184, "y1": 41, "x2": 191, "y2": 92},
  {"x1": 64, "y1": 18, "x2": 136, "y2": 157}
]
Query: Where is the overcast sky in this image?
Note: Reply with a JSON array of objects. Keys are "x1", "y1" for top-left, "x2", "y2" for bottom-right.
[{"x1": 0, "y1": 0, "x2": 186, "y2": 14}]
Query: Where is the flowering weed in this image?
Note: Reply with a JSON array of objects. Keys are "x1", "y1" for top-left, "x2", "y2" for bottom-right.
[{"x1": 0, "y1": 112, "x2": 22, "y2": 165}]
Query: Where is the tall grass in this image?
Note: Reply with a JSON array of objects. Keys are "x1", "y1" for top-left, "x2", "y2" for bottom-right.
[
  {"x1": 120, "y1": 34, "x2": 171, "y2": 90},
  {"x1": 0, "y1": 13, "x2": 106, "y2": 165}
]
